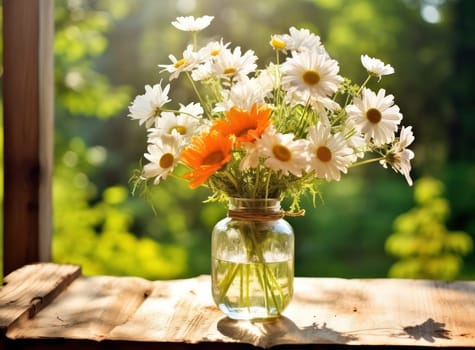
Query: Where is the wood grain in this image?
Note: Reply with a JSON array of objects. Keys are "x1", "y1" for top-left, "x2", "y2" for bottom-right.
[
  {"x1": 2, "y1": 0, "x2": 54, "y2": 275},
  {"x1": 0, "y1": 263, "x2": 81, "y2": 333},
  {"x1": 2, "y1": 264, "x2": 474, "y2": 348}
]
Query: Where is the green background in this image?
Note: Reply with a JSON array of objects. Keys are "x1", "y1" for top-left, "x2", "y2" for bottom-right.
[{"x1": 1, "y1": 0, "x2": 474, "y2": 280}]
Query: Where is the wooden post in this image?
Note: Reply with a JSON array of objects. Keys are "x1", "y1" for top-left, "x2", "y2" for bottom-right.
[{"x1": 2, "y1": 0, "x2": 54, "y2": 275}]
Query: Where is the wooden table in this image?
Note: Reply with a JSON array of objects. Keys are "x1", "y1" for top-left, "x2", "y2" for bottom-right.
[{"x1": 1, "y1": 263, "x2": 474, "y2": 349}]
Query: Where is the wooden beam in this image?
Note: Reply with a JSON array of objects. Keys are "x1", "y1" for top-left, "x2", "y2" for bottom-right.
[{"x1": 2, "y1": 0, "x2": 54, "y2": 275}]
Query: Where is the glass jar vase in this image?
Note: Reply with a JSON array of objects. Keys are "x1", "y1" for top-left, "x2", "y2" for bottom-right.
[{"x1": 211, "y1": 198, "x2": 294, "y2": 320}]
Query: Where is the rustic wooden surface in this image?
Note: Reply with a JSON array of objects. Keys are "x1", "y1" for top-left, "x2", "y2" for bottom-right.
[
  {"x1": 0, "y1": 264, "x2": 81, "y2": 333},
  {"x1": 1, "y1": 263, "x2": 475, "y2": 349}
]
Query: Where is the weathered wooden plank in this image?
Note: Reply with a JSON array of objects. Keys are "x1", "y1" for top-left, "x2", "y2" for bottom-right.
[
  {"x1": 5, "y1": 275, "x2": 156, "y2": 341},
  {"x1": 0, "y1": 263, "x2": 81, "y2": 333},
  {"x1": 116, "y1": 277, "x2": 475, "y2": 348},
  {"x1": 4, "y1": 266, "x2": 475, "y2": 348}
]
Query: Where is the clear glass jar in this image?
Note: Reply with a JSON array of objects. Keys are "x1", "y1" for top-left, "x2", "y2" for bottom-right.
[{"x1": 211, "y1": 198, "x2": 294, "y2": 320}]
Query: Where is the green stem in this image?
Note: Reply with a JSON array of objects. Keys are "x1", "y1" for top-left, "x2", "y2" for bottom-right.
[
  {"x1": 295, "y1": 98, "x2": 312, "y2": 138},
  {"x1": 266, "y1": 263, "x2": 285, "y2": 309},
  {"x1": 254, "y1": 263, "x2": 268, "y2": 307},
  {"x1": 355, "y1": 75, "x2": 372, "y2": 97},
  {"x1": 192, "y1": 32, "x2": 198, "y2": 51},
  {"x1": 185, "y1": 72, "x2": 212, "y2": 118},
  {"x1": 216, "y1": 220, "x2": 289, "y2": 317},
  {"x1": 160, "y1": 107, "x2": 201, "y2": 120},
  {"x1": 349, "y1": 156, "x2": 385, "y2": 168},
  {"x1": 239, "y1": 263, "x2": 244, "y2": 307},
  {"x1": 217, "y1": 262, "x2": 241, "y2": 302},
  {"x1": 275, "y1": 49, "x2": 280, "y2": 66},
  {"x1": 253, "y1": 166, "x2": 261, "y2": 198},
  {"x1": 224, "y1": 168, "x2": 240, "y2": 193},
  {"x1": 248, "y1": 225, "x2": 285, "y2": 314},
  {"x1": 245, "y1": 263, "x2": 250, "y2": 311},
  {"x1": 262, "y1": 264, "x2": 270, "y2": 310},
  {"x1": 265, "y1": 171, "x2": 272, "y2": 200}
]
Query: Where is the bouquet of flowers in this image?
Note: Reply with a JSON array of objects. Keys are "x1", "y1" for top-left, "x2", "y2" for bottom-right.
[
  {"x1": 127, "y1": 15, "x2": 415, "y2": 320},
  {"x1": 128, "y1": 15, "x2": 415, "y2": 211}
]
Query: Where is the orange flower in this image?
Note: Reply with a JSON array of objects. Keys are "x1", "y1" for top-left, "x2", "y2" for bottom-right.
[
  {"x1": 181, "y1": 131, "x2": 233, "y2": 189},
  {"x1": 212, "y1": 104, "x2": 271, "y2": 144}
]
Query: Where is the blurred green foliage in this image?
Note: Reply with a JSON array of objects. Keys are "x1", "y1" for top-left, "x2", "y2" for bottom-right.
[
  {"x1": 51, "y1": 0, "x2": 202, "y2": 278},
  {"x1": 386, "y1": 177, "x2": 473, "y2": 279},
  {"x1": 53, "y1": 137, "x2": 188, "y2": 279},
  {"x1": 54, "y1": 0, "x2": 132, "y2": 119},
  {"x1": 1, "y1": 0, "x2": 474, "y2": 280}
]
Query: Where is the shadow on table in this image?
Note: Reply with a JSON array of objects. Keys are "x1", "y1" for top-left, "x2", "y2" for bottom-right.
[
  {"x1": 402, "y1": 318, "x2": 451, "y2": 342},
  {"x1": 217, "y1": 315, "x2": 358, "y2": 348}
]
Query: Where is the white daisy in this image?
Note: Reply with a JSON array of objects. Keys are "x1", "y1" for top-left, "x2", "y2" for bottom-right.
[
  {"x1": 281, "y1": 50, "x2": 343, "y2": 101},
  {"x1": 148, "y1": 110, "x2": 201, "y2": 142},
  {"x1": 257, "y1": 63, "x2": 281, "y2": 91},
  {"x1": 128, "y1": 82, "x2": 171, "y2": 128},
  {"x1": 380, "y1": 126, "x2": 415, "y2": 186},
  {"x1": 345, "y1": 88, "x2": 402, "y2": 146},
  {"x1": 178, "y1": 102, "x2": 204, "y2": 119},
  {"x1": 269, "y1": 35, "x2": 287, "y2": 51},
  {"x1": 259, "y1": 127, "x2": 309, "y2": 177},
  {"x1": 306, "y1": 122, "x2": 354, "y2": 181},
  {"x1": 143, "y1": 133, "x2": 183, "y2": 185},
  {"x1": 361, "y1": 54, "x2": 394, "y2": 81},
  {"x1": 239, "y1": 141, "x2": 261, "y2": 171},
  {"x1": 285, "y1": 89, "x2": 340, "y2": 116},
  {"x1": 171, "y1": 15, "x2": 214, "y2": 32},
  {"x1": 214, "y1": 76, "x2": 271, "y2": 112},
  {"x1": 211, "y1": 47, "x2": 258, "y2": 80},
  {"x1": 191, "y1": 41, "x2": 231, "y2": 81},
  {"x1": 310, "y1": 96, "x2": 341, "y2": 115},
  {"x1": 159, "y1": 45, "x2": 204, "y2": 81},
  {"x1": 191, "y1": 61, "x2": 213, "y2": 81},
  {"x1": 198, "y1": 39, "x2": 231, "y2": 59},
  {"x1": 272, "y1": 27, "x2": 327, "y2": 55},
  {"x1": 343, "y1": 118, "x2": 366, "y2": 160}
]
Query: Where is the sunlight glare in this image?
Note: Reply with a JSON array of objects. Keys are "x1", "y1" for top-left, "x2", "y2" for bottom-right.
[
  {"x1": 176, "y1": 0, "x2": 196, "y2": 14},
  {"x1": 86, "y1": 146, "x2": 107, "y2": 166},
  {"x1": 421, "y1": 5, "x2": 441, "y2": 23}
]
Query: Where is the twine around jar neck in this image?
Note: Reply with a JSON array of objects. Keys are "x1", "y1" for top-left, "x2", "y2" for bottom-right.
[{"x1": 227, "y1": 208, "x2": 305, "y2": 222}]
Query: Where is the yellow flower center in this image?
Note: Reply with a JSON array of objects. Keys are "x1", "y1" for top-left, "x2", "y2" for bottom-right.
[
  {"x1": 302, "y1": 70, "x2": 320, "y2": 86},
  {"x1": 272, "y1": 144, "x2": 292, "y2": 162},
  {"x1": 174, "y1": 58, "x2": 186, "y2": 68},
  {"x1": 211, "y1": 49, "x2": 220, "y2": 56},
  {"x1": 170, "y1": 125, "x2": 187, "y2": 135},
  {"x1": 223, "y1": 67, "x2": 237, "y2": 75},
  {"x1": 366, "y1": 108, "x2": 382, "y2": 124},
  {"x1": 271, "y1": 38, "x2": 286, "y2": 50},
  {"x1": 159, "y1": 153, "x2": 174, "y2": 168},
  {"x1": 203, "y1": 151, "x2": 225, "y2": 165},
  {"x1": 316, "y1": 146, "x2": 332, "y2": 162}
]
